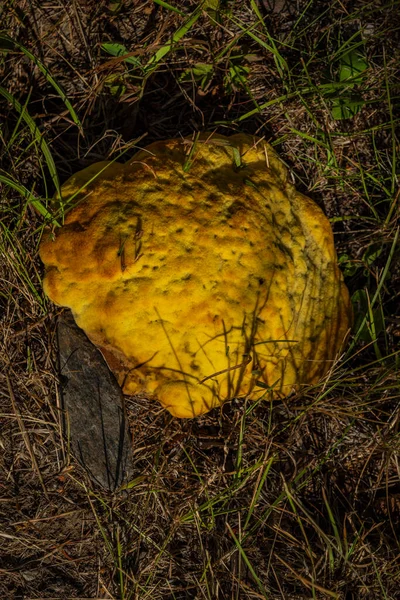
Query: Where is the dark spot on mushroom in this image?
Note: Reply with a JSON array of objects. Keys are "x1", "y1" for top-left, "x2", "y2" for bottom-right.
[
  {"x1": 225, "y1": 200, "x2": 242, "y2": 217},
  {"x1": 274, "y1": 240, "x2": 294, "y2": 260},
  {"x1": 66, "y1": 222, "x2": 87, "y2": 233}
]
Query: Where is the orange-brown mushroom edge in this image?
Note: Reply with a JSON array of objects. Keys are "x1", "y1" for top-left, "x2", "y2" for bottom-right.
[{"x1": 39, "y1": 133, "x2": 352, "y2": 418}]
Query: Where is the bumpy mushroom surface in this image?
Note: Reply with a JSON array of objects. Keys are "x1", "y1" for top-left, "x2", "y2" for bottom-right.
[{"x1": 40, "y1": 133, "x2": 352, "y2": 418}]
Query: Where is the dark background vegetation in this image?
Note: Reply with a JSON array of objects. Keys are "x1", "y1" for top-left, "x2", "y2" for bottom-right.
[{"x1": 1, "y1": 1, "x2": 399, "y2": 598}]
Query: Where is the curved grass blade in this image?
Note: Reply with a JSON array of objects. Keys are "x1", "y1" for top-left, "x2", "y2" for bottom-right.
[
  {"x1": 0, "y1": 34, "x2": 82, "y2": 131},
  {"x1": 345, "y1": 227, "x2": 399, "y2": 355},
  {"x1": 0, "y1": 222, "x2": 45, "y2": 307},
  {"x1": 226, "y1": 523, "x2": 269, "y2": 598},
  {"x1": 152, "y1": 0, "x2": 185, "y2": 16},
  {"x1": 0, "y1": 85, "x2": 60, "y2": 195},
  {"x1": 0, "y1": 172, "x2": 60, "y2": 226},
  {"x1": 144, "y1": 3, "x2": 204, "y2": 74},
  {"x1": 101, "y1": 42, "x2": 142, "y2": 67}
]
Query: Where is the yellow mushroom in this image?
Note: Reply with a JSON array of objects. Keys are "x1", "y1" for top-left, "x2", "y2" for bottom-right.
[{"x1": 40, "y1": 133, "x2": 352, "y2": 418}]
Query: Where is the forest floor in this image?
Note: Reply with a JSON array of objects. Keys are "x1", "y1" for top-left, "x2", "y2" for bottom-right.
[{"x1": 1, "y1": 1, "x2": 399, "y2": 598}]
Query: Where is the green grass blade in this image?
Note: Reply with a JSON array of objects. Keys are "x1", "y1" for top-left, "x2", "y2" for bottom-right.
[
  {"x1": 243, "y1": 456, "x2": 274, "y2": 531},
  {"x1": 228, "y1": 80, "x2": 374, "y2": 123},
  {"x1": 226, "y1": 523, "x2": 269, "y2": 598},
  {"x1": 115, "y1": 526, "x2": 126, "y2": 600},
  {"x1": 101, "y1": 42, "x2": 142, "y2": 67},
  {"x1": 144, "y1": 4, "x2": 203, "y2": 73},
  {"x1": 0, "y1": 34, "x2": 82, "y2": 130},
  {"x1": 346, "y1": 227, "x2": 399, "y2": 355},
  {"x1": 321, "y1": 486, "x2": 342, "y2": 554},
  {"x1": 0, "y1": 85, "x2": 60, "y2": 195},
  {"x1": 6, "y1": 89, "x2": 32, "y2": 150},
  {"x1": 0, "y1": 222, "x2": 45, "y2": 307},
  {"x1": 382, "y1": 47, "x2": 397, "y2": 198},
  {"x1": 234, "y1": 408, "x2": 246, "y2": 480},
  {"x1": 0, "y1": 172, "x2": 60, "y2": 226},
  {"x1": 248, "y1": 0, "x2": 288, "y2": 78},
  {"x1": 152, "y1": 0, "x2": 185, "y2": 16}
]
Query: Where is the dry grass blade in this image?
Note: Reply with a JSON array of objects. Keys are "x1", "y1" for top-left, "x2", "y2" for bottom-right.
[
  {"x1": 144, "y1": 2, "x2": 205, "y2": 73},
  {"x1": 0, "y1": 172, "x2": 60, "y2": 225},
  {"x1": 0, "y1": 86, "x2": 60, "y2": 195},
  {"x1": 275, "y1": 553, "x2": 340, "y2": 599},
  {"x1": 0, "y1": 34, "x2": 82, "y2": 131},
  {"x1": 6, "y1": 374, "x2": 50, "y2": 501}
]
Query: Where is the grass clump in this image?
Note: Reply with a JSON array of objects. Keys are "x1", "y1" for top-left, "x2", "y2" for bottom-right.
[{"x1": 0, "y1": 0, "x2": 399, "y2": 598}]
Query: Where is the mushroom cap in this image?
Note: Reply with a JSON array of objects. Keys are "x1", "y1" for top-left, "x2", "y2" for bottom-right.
[{"x1": 40, "y1": 133, "x2": 352, "y2": 418}]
